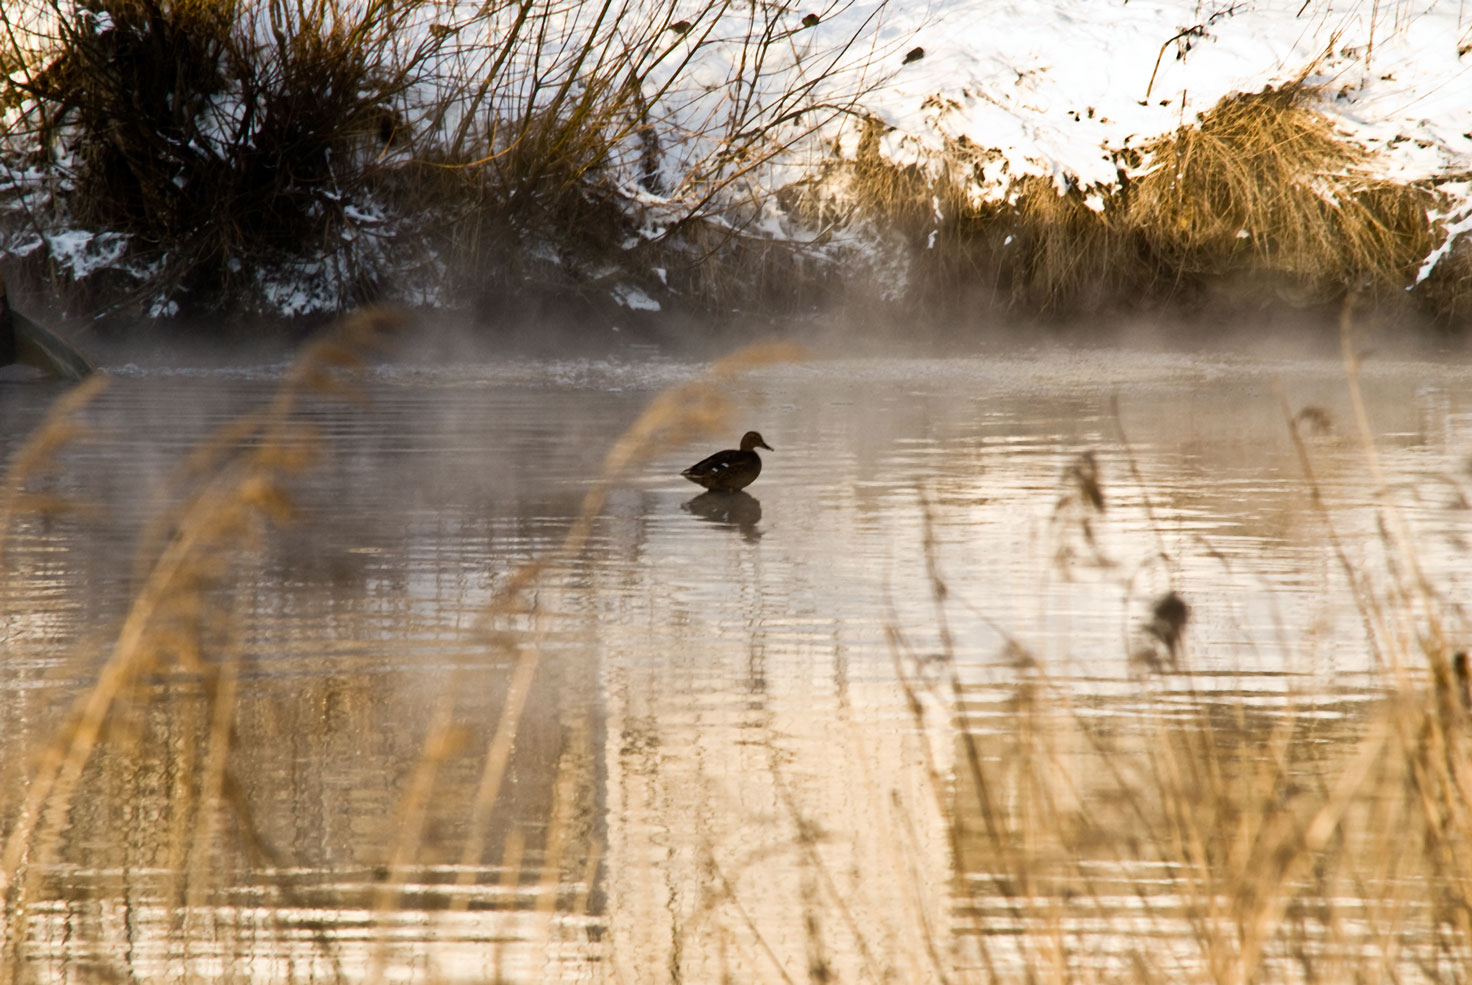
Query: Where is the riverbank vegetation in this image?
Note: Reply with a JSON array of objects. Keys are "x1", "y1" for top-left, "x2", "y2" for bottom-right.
[
  {"x1": 860, "y1": 81, "x2": 1465, "y2": 324},
  {"x1": 0, "y1": 0, "x2": 882, "y2": 332},
  {"x1": 1, "y1": 0, "x2": 1470, "y2": 336}
]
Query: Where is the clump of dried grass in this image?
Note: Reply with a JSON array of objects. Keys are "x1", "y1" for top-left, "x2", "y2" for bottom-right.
[
  {"x1": 969, "y1": 175, "x2": 1151, "y2": 315},
  {"x1": 823, "y1": 80, "x2": 1450, "y2": 324},
  {"x1": 1127, "y1": 82, "x2": 1437, "y2": 306}
]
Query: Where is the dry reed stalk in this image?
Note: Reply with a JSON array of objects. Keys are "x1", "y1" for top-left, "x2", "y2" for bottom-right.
[
  {"x1": 0, "y1": 331, "x2": 809, "y2": 984},
  {"x1": 183, "y1": 625, "x2": 242, "y2": 921},
  {"x1": 11, "y1": 320, "x2": 1472, "y2": 984},
  {"x1": 534, "y1": 722, "x2": 584, "y2": 917},
  {"x1": 1329, "y1": 312, "x2": 1472, "y2": 967},
  {"x1": 450, "y1": 642, "x2": 541, "y2": 904},
  {"x1": 897, "y1": 329, "x2": 1472, "y2": 985},
  {"x1": 359, "y1": 340, "x2": 806, "y2": 983},
  {"x1": 1128, "y1": 81, "x2": 1435, "y2": 300},
  {"x1": 0, "y1": 308, "x2": 403, "y2": 972},
  {"x1": 1337, "y1": 301, "x2": 1451, "y2": 666},
  {"x1": 0, "y1": 373, "x2": 105, "y2": 572},
  {"x1": 1276, "y1": 379, "x2": 1393, "y2": 671}
]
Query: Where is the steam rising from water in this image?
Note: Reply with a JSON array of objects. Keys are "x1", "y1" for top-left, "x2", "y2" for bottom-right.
[{"x1": 3, "y1": 344, "x2": 1471, "y2": 981}]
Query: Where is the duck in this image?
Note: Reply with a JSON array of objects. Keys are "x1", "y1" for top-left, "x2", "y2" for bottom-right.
[{"x1": 681, "y1": 431, "x2": 772, "y2": 492}]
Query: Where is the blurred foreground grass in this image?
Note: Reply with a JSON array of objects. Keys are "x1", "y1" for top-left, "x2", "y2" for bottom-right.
[{"x1": 1, "y1": 312, "x2": 1470, "y2": 984}]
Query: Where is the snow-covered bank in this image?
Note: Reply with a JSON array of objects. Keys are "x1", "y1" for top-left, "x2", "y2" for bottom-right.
[
  {"x1": 861, "y1": 0, "x2": 1470, "y2": 197},
  {"x1": 1, "y1": 0, "x2": 1469, "y2": 330},
  {"x1": 842, "y1": 0, "x2": 1472, "y2": 303}
]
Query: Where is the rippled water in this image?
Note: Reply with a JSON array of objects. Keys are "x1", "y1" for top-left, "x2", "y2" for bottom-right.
[{"x1": 2, "y1": 343, "x2": 1471, "y2": 983}]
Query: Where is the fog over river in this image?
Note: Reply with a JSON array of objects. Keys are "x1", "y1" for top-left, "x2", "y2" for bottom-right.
[{"x1": 3, "y1": 342, "x2": 1470, "y2": 983}]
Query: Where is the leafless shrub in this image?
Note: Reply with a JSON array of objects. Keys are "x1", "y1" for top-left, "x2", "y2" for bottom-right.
[{"x1": 0, "y1": 0, "x2": 893, "y2": 323}]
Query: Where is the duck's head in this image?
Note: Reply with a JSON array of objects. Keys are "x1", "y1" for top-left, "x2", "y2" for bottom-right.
[{"x1": 739, "y1": 431, "x2": 773, "y2": 452}]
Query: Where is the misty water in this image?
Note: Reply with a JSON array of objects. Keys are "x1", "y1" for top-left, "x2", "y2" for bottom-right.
[{"x1": 3, "y1": 343, "x2": 1472, "y2": 983}]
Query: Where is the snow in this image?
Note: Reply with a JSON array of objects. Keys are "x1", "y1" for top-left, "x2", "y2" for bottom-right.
[
  {"x1": 44, "y1": 229, "x2": 130, "y2": 280},
  {"x1": 1417, "y1": 180, "x2": 1472, "y2": 284},
  {"x1": 414, "y1": 0, "x2": 1472, "y2": 281},
  {"x1": 836, "y1": 0, "x2": 1472, "y2": 276},
  {"x1": 843, "y1": 0, "x2": 1471, "y2": 198},
  {"x1": 612, "y1": 284, "x2": 662, "y2": 311}
]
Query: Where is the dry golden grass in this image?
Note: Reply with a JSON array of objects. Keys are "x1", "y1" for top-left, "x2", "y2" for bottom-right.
[
  {"x1": 931, "y1": 678, "x2": 1472, "y2": 984},
  {"x1": 887, "y1": 307, "x2": 1472, "y2": 984},
  {"x1": 1, "y1": 308, "x2": 405, "y2": 970},
  {"x1": 826, "y1": 81, "x2": 1450, "y2": 322},
  {"x1": 984, "y1": 175, "x2": 1149, "y2": 313},
  {"x1": 0, "y1": 373, "x2": 106, "y2": 568},
  {"x1": 1128, "y1": 83, "x2": 1437, "y2": 304},
  {"x1": 620, "y1": 328, "x2": 1461, "y2": 980}
]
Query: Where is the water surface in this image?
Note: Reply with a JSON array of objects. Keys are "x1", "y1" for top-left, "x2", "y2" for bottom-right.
[{"x1": 3, "y1": 344, "x2": 1470, "y2": 983}]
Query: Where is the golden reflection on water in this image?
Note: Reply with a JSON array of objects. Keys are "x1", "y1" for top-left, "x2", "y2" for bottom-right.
[{"x1": 2, "y1": 350, "x2": 1472, "y2": 983}]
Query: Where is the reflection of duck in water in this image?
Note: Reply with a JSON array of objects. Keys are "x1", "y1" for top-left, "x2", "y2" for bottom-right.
[
  {"x1": 683, "y1": 490, "x2": 762, "y2": 541},
  {"x1": 681, "y1": 431, "x2": 772, "y2": 492}
]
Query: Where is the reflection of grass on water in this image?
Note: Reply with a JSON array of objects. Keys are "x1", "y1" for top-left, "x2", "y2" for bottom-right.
[{"x1": 2, "y1": 311, "x2": 1471, "y2": 983}]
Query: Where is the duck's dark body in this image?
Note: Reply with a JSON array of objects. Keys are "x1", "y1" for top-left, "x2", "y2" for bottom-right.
[{"x1": 681, "y1": 431, "x2": 772, "y2": 492}]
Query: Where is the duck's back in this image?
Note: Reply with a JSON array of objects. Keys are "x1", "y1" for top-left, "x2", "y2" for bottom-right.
[{"x1": 682, "y1": 449, "x2": 761, "y2": 491}]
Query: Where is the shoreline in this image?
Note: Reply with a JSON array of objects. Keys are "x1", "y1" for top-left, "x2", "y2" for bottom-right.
[{"x1": 1, "y1": 0, "x2": 1468, "y2": 337}]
